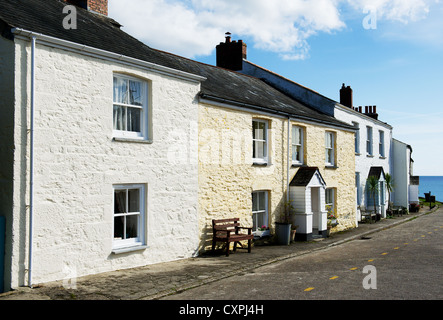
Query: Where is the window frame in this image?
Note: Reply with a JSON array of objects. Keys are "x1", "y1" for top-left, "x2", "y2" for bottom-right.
[
  {"x1": 252, "y1": 191, "x2": 268, "y2": 232},
  {"x1": 252, "y1": 119, "x2": 269, "y2": 164},
  {"x1": 379, "y1": 130, "x2": 385, "y2": 157},
  {"x1": 113, "y1": 184, "x2": 146, "y2": 251},
  {"x1": 352, "y1": 122, "x2": 360, "y2": 154},
  {"x1": 366, "y1": 126, "x2": 373, "y2": 156},
  {"x1": 292, "y1": 125, "x2": 304, "y2": 165},
  {"x1": 325, "y1": 188, "x2": 336, "y2": 215},
  {"x1": 325, "y1": 131, "x2": 335, "y2": 166},
  {"x1": 113, "y1": 74, "x2": 149, "y2": 141}
]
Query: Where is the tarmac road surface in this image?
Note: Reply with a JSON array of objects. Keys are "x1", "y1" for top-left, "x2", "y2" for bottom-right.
[{"x1": 162, "y1": 209, "x2": 443, "y2": 300}]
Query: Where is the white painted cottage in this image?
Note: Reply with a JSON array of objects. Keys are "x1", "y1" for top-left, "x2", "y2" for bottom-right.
[{"x1": 0, "y1": 0, "x2": 204, "y2": 291}]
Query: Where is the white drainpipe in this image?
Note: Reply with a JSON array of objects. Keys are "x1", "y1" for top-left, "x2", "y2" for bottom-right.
[
  {"x1": 287, "y1": 117, "x2": 290, "y2": 202},
  {"x1": 28, "y1": 35, "x2": 36, "y2": 288}
]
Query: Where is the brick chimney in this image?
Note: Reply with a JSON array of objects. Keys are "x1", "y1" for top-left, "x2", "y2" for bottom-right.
[
  {"x1": 63, "y1": 0, "x2": 108, "y2": 16},
  {"x1": 365, "y1": 105, "x2": 378, "y2": 120},
  {"x1": 216, "y1": 32, "x2": 247, "y2": 71},
  {"x1": 340, "y1": 83, "x2": 353, "y2": 108}
]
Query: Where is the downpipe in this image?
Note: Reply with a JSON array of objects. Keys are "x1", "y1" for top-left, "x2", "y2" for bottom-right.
[{"x1": 28, "y1": 35, "x2": 36, "y2": 288}]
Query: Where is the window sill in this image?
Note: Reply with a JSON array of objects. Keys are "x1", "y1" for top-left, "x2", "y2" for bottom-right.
[
  {"x1": 113, "y1": 137, "x2": 153, "y2": 144},
  {"x1": 291, "y1": 163, "x2": 305, "y2": 168},
  {"x1": 325, "y1": 165, "x2": 338, "y2": 169},
  {"x1": 112, "y1": 245, "x2": 148, "y2": 254},
  {"x1": 379, "y1": 156, "x2": 386, "y2": 159},
  {"x1": 252, "y1": 162, "x2": 268, "y2": 166},
  {"x1": 366, "y1": 154, "x2": 374, "y2": 158}
]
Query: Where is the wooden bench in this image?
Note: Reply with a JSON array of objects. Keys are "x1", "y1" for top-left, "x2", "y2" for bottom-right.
[{"x1": 212, "y1": 218, "x2": 253, "y2": 257}]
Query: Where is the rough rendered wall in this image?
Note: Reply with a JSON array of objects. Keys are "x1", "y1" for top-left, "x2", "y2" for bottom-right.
[
  {"x1": 288, "y1": 121, "x2": 357, "y2": 233},
  {"x1": 198, "y1": 105, "x2": 357, "y2": 250},
  {"x1": 198, "y1": 104, "x2": 287, "y2": 250},
  {"x1": 10, "y1": 39, "x2": 200, "y2": 287}
]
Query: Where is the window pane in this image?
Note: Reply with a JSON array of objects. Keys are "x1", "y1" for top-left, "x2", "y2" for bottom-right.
[
  {"x1": 258, "y1": 192, "x2": 265, "y2": 211},
  {"x1": 128, "y1": 189, "x2": 140, "y2": 212},
  {"x1": 293, "y1": 127, "x2": 301, "y2": 144},
  {"x1": 254, "y1": 141, "x2": 265, "y2": 159},
  {"x1": 127, "y1": 107, "x2": 141, "y2": 132},
  {"x1": 113, "y1": 77, "x2": 128, "y2": 104},
  {"x1": 129, "y1": 80, "x2": 143, "y2": 106},
  {"x1": 253, "y1": 121, "x2": 265, "y2": 140},
  {"x1": 126, "y1": 214, "x2": 139, "y2": 239},
  {"x1": 114, "y1": 190, "x2": 126, "y2": 213},
  {"x1": 114, "y1": 216, "x2": 124, "y2": 240},
  {"x1": 113, "y1": 105, "x2": 126, "y2": 131}
]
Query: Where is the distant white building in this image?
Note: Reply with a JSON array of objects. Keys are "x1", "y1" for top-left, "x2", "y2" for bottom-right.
[{"x1": 392, "y1": 139, "x2": 419, "y2": 208}]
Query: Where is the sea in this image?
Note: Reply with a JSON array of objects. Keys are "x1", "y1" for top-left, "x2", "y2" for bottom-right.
[{"x1": 419, "y1": 176, "x2": 443, "y2": 202}]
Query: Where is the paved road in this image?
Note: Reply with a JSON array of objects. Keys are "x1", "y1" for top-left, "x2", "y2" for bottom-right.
[{"x1": 162, "y1": 210, "x2": 443, "y2": 300}]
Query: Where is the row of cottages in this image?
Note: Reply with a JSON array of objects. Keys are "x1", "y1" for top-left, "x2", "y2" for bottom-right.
[
  {"x1": 215, "y1": 35, "x2": 419, "y2": 219},
  {"x1": 0, "y1": 0, "x2": 357, "y2": 291}
]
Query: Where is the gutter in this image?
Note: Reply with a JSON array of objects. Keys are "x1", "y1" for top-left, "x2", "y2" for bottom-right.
[
  {"x1": 199, "y1": 94, "x2": 357, "y2": 133},
  {"x1": 11, "y1": 28, "x2": 206, "y2": 84}
]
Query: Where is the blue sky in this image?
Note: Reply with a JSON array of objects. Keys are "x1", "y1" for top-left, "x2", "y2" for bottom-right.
[{"x1": 109, "y1": 0, "x2": 443, "y2": 176}]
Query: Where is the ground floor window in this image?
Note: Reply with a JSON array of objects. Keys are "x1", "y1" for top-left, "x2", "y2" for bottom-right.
[
  {"x1": 325, "y1": 188, "x2": 336, "y2": 216},
  {"x1": 252, "y1": 191, "x2": 268, "y2": 231},
  {"x1": 113, "y1": 184, "x2": 146, "y2": 249}
]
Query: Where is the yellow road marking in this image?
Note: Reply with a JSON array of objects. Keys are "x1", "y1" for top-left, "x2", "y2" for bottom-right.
[
  {"x1": 350, "y1": 267, "x2": 358, "y2": 270},
  {"x1": 404, "y1": 243, "x2": 409, "y2": 245},
  {"x1": 381, "y1": 252, "x2": 388, "y2": 255},
  {"x1": 304, "y1": 287, "x2": 314, "y2": 292},
  {"x1": 394, "y1": 247, "x2": 400, "y2": 250},
  {"x1": 329, "y1": 276, "x2": 339, "y2": 280},
  {"x1": 368, "y1": 259, "x2": 374, "y2": 262}
]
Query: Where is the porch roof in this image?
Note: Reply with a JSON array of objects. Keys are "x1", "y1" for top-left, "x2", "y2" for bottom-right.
[
  {"x1": 289, "y1": 167, "x2": 326, "y2": 187},
  {"x1": 368, "y1": 166, "x2": 386, "y2": 180}
]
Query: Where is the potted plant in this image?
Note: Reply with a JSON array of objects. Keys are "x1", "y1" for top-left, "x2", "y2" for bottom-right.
[
  {"x1": 275, "y1": 201, "x2": 294, "y2": 245},
  {"x1": 254, "y1": 225, "x2": 270, "y2": 238}
]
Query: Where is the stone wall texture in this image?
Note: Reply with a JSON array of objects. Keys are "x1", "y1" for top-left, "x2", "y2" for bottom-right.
[{"x1": 198, "y1": 103, "x2": 357, "y2": 250}]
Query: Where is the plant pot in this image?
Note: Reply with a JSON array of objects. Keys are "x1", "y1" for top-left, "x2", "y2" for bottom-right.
[{"x1": 275, "y1": 222, "x2": 292, "y2": 245}]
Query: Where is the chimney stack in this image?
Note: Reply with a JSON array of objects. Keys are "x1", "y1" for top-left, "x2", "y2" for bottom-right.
[
  {"x1": 364, "y1": 105, "x2": 378, "y2": 120},
  {"x1": 216, "y1": 32, "x2": 247, "y2": 71},
  {"x1": 339, "y1": 83, "x2": 353, "y2": 109},
  {"x1": 63, "y1": 0, "x2": 108, "y2": 16}
]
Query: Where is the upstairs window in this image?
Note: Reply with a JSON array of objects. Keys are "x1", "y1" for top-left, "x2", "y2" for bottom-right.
[
  {"x1": 292, "y1": 125, "x2": 304, "y2": 165},
  {"x1": 366, "y1": 126, "x2": 373, "y2": 156},
  {"x1": 252, "y1": 119, "x2": 268, "y2": 164},
  {"x1": 113, "y1": 74, "x2": 148, "y2": 140},
  {"x1": 325, "y1": 131, "x2": 335, "y2": 166},
  {"x1": 379, "y1": 130, "x2": 385, "y2": 157}
]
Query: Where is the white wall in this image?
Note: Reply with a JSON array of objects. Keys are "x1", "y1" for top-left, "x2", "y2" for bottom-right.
[{"x1": 9, "y1": 38, "x2": 201, "y2": 287}]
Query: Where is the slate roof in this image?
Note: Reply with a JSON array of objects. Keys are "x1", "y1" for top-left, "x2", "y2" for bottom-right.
[
  {"x1": 0, "y1": 0, "x2": 354, "y2": 130},
  {"x1": 289, "y1": 167, "x2": 325, "y2": 187}
]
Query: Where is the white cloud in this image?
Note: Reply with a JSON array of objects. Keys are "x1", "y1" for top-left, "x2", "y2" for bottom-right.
[{"x1": 108, "y1": 0, "x2": 441, "y2": 59}]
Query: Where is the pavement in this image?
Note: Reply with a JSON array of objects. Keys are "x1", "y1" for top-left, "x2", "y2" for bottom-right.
[{"x1": 0, "y1": 205, "x2": 439, "y2": 301}]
